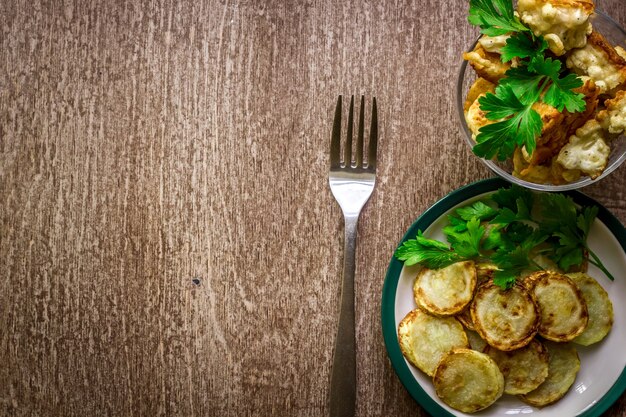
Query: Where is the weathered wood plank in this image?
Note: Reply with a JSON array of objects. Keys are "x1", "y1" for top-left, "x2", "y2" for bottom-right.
[{"x1": 0, "y1": 0, "x2": 624, "y2": 416}]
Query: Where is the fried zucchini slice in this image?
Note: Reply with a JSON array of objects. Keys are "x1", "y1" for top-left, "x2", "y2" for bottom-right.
[
  {"x1": 567, "y1": 272, "x2": 614, "y2": 345},
  {"x1": 466, "y1": 329, "x2": 488, "y2": 353},
  {"x1": 397, "y1": 309, "x2": 468, "y2": 376},
  {"x1": 434, "y1": 348, "x2": 504, "y2": 413},
  {"x1": 471, "y1": 282, "x2": 539, "y2": 351},
  {"x1": 525, "y1": 271, "x2": 588, "y2": 342},
  {"x1": 413, "y1": 261, "x2": 477, "y2": 316},
  {"x1": 519, "y1": 342, "x2": 580, "y2": 407},
  {"x1": 485, "y1": 339, "x2": 549, "y2": 395}
]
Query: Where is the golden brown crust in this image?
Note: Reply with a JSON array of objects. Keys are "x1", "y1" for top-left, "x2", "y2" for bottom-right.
[
  {"x1": 413, "y1": 261, "x2": 477, "y2": 316},
  {"x1": 567, "y1": 272, "x2": 614, "y2": 345},
  {"x1": 520, "y1": 0, "x2": 594, "y2": 13},
  {"x1": 567, "y1": 31, "x2": 626, "y2": 95},
  {"x1": 397, "y1": 309, "x2": 469, "y2": 376},
  {"x1": 524, "y1": 271, "x2": 589, "y2": 342},
  {"x1": 518, "y1": 342, "x2": 580, "y2": 406},
  {"x1": 485, "y1": 339, "x2": 550, "y2": 395},
  {"x1": 587, "y1": 31, "x2": 626, "y2": 68},
  {"x1": 464, "y1": 78, "x2": 496, "y2": 112},
  {"x1": 602, "y1": 89, "x2": 626, "y2": 109},
  {"x1": 597, "y1": 90, "x2": 626, "y2": 133},
  {"x1": 434, "y1": 348, "x2": 504, "y2": 413},
  {"x1": 551, "y1": 0, "x2": 595, "y2": 13},
  {"x1": 463, "y1": 43, "x2": 511, "y2": 84},
  {"x1": 529, "y1": 80, "x2": 599, "y2": 166},
  {"x1": 471, "y1": 282, "x2": 540, "y2": 351}
]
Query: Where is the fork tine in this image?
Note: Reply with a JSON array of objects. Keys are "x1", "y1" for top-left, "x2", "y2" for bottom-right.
[
  {"x1": 355, "y1": 95, "x2": 364, "y2": 167},
  {"x1": 330, "y1": 95, "x2": 342, "y2": 168},
  {"x1": 344, "y1": 96, "x2": 354, "y2": 167},
  {"x1": 368, "y1": 97, "x2": 378, "y2": 170}
]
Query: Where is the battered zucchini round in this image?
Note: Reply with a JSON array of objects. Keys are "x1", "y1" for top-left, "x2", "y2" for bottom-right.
[
  {"x1": 413, "y1": 261, "x2": 477, "y2": 316},
  {"x1": 519, "y1": 342, "x2": 580, "y2": 407},
  {"x1": 465, "y1": 329, "x2": 488, "y2": 353},
  {"x1": 485, "y1": 339, "x2": 549, "y2": 395},
  {"x1": 397, "y1": 309, "x2": 468, "y2": 376},
  {"x1": 525, "y1": 271, "x2": 589, "y2": 342},
  {"x1": 433, "y1": 348, "x2": 504, "y2": 413},
  {"x1": 471, "y1": 282, "x2": 539, "y2": 351},
  {"x1": 567, "y1": 272, "x2": 614, "y2": 345}
]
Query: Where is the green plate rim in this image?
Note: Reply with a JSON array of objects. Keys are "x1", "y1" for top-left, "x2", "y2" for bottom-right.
[{"x1": 381, "y1": 177, "x2": 626, "y2": 417}]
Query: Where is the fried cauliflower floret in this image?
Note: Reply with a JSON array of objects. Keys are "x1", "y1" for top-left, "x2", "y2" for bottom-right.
[
  {"x1": 556, "y1": 119, "x2": 610, "y2": 179},
  {"x1": 566, "y1": 31, "x2": 626, "y2": 95},
  {"x1": 478, "y1": 34, "x2": 511, "y2": 54},
  {"x1": 517, "y1": 0, "x2": 594, "y2": 56},
  {"x1": 597, "y1": 90, "x2": 626, "y2": 135},
  {"x1": 463, "y1": 43, "x2": 512, "y2": 84}
]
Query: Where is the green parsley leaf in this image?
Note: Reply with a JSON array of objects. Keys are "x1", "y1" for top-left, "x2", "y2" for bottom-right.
[
  {"x1": 493, "y1": 271, "x2": 518, "y2": 289},
  {"x1": 528, "y1": 54, "x2": 562, "y2": 76},
  {"x1": 468, "y1": 0, "x2": 529, "y2": 36},
  {"x1": 444, "y1": 215, "x2": 468, "y2": 234},
  {"x1": 501, "y1": 32, "x2": 547, "y2": 62},
  {"x1": 394, "y1": 231, "x2": 462, "y2": 268},
  {"x1": 553, "y1": 229, "x2": 584, "y2": 271},
  {"x1": 393, "y1": 187, "x2": 615, "y2": 287},
  {"x1": 455, "y1": 201, "x2": 498, "y2": 221},
  {"x1": 445, "y1": 217, "x2": 485, "y2": 258},
  {"x1": 479, "y1": 84, "x2": 529, "y2": 120},
  {"x1": 544, "y1": 73, "x2": 586, "y2": 112},
  {"x1": 491, "y1": 230, "x2": 547, "y2": 289},
  {"x1": 473, "y1": 86, "x2": 542, "y2": 160},
  {"x1": 536, "y1": 193, "x2": 578, "y2": 234},
  {"x1": 504, "y1": 222, "x2": 536, "y2": 244},
  {"x1": 481, "y1": 224, "x2": 509, "y2": 251},
  {"x1": 499, "y1": 67, "x2": 545, "y2": 102},
  {"x1": 537, "y1": 194, "x2": 614, "y2": 281},
  {"x1": 577, "y1": 206, "x2": 598, "y2": 237},
  {"x1": 492, "y1": 246, "x2": 531, "y2": 289},
  {"x1": 528, "y1": 56, "x2": 585, "y2": 112},
  {"x1": 491, "y1": 185, "x2": 534, "y2": 212}
]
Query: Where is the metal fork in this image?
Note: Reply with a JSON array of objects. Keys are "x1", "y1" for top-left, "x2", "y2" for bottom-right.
[{"x1": 328, "y1": 95, "x2": 378, "y2": 417}]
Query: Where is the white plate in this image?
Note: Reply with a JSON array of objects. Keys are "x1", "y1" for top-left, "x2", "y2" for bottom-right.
[{"x1": 382, "y1": 178, "x2": 626, "y2": 417}]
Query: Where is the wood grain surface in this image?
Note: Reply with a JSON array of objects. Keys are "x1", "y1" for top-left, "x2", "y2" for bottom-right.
[{"x1": 1, "y1": 1, "x2": 626, "y2": 416}]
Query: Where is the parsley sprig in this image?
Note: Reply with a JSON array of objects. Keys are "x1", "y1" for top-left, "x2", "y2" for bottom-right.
[
  {"x1": 394, "y1": 186, "x2": 615, "y2": 289},
  {"x1": 467, "y1": 0, "x2": 586, "y2": 161}
]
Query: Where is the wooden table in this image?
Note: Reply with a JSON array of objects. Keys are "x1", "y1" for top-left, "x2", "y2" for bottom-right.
[{"x1": 2, "y1": 1, "x2": 625, "y2": 416}]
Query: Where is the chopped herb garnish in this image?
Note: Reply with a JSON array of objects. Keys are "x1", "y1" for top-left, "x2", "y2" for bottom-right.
[
  {"x1": 467, "y1": 0, "x2": 586, "y2": 161},
  {"x1": 394, "y1": 186, "x2": 614, "y2": 289}
]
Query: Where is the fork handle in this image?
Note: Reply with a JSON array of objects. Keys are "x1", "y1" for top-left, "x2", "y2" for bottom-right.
[{"x1": 329, "y1": 215, "x2": 358, "y2": 417}]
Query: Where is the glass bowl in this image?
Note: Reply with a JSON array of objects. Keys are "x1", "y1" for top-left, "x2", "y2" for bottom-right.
[{"x1": 456, "y1": 10, "x2": 626, "y2": 191}]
